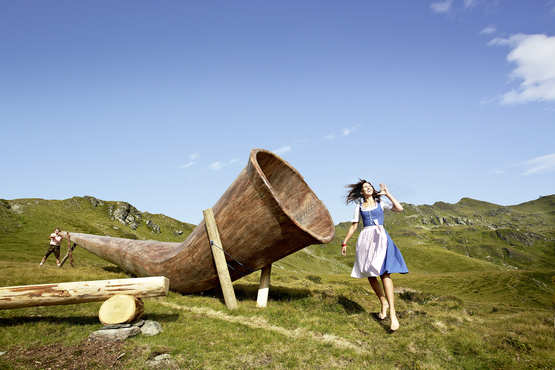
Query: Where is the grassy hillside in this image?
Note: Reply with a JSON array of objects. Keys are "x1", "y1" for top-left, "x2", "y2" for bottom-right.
[
  {"x1": 284, "y1": 195, "x2": 555, "y2": 273},
  {"x1": 0, "y1": 196, "x2": 195, "y2": 270},
  {"x1": 0, "y1": 195, "x2": 554, "y2": 369}
]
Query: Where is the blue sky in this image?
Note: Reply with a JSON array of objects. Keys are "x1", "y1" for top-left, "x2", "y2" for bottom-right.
[{"x1": 1, "y1": 0, "x2": 554, "y2": 225}]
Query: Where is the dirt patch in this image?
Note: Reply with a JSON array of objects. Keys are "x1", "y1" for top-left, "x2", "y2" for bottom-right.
[{"x1": 1, "y1": 339, "x2": 144, "y2": 369}]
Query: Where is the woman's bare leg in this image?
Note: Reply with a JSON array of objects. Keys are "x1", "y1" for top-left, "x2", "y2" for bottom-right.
[
  {"x1": 381, "y1": 273, "x2": 399, "y2": 331},
  {"x1": 368, "y1": 277, "x2": 389, "y2": 319}
]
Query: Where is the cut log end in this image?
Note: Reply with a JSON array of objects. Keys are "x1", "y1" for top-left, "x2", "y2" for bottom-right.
[{"x1": 98, "y1": 294, "x2": 145, "y2": 325}]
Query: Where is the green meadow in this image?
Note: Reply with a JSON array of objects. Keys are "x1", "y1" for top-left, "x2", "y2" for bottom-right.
[{"x1": 0, "y1": 195, "x2": 553, "y2": 369}]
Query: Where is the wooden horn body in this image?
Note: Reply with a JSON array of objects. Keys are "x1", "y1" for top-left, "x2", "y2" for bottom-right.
[{"x1": 67, "y1": 148, "x2": 335, "y2": 294}]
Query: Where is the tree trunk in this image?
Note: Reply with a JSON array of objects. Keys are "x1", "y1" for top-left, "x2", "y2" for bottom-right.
[{"x1": 98, "y1": 294, "x2": 145, "y2": 325}]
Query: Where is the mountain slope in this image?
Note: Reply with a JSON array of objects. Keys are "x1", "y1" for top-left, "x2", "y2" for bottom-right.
[
  {"x1": 0, "y1": 196, "x2": 194, "y2": 266},
  {"x1": 1, "y1": 195, "x2": 553, "y2": 278},
  {"x1": 280, "y1": 195, "x2": 555, "y2": 275}
]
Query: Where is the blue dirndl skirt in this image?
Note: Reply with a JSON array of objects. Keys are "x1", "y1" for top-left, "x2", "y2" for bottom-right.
[{"x1": 380, "y1": 230, "x2": 409, "y2": 275}]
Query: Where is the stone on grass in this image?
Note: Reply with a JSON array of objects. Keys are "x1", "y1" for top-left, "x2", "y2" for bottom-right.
[
  {"x1": 141, "y1": 320, "x2": 163, "y2": 336},
  {"x1": 131, "y1": 319, "x2": 145, "y2": 327},
  {"x1": 146, "y1": 354, "x2": 179, "y2": 370},
  {"x1": 154, "y1": 354, "x2": 172, "y2": 361},
  {"x1": 89, "y1": 326, "x2": 141, "y2": 342},
  {"x1": 100, "y1": 323, "x2": 130, "y2": 330}
]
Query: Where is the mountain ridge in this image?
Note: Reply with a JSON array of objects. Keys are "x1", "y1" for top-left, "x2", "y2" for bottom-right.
[{"x1": 1, "y1": 194, "x2": 553, "y2": 278}]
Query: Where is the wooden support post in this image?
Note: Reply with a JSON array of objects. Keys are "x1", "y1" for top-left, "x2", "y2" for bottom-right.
[
  {"x1": 257, "y1": 264, "x2": 272, "y2": 308},
  {"x1": 58, "y1": 243, "x2": 76, "y2": 268},
  {"x1": 203, "y1": 208, "x2": 238, "y2": 310},
  {"x1": 0, "y1": 276, "x2": 169, "y2": 310}
]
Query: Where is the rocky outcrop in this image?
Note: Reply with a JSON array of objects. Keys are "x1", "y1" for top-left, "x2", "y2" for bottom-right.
[
  {"x1": 496, "y1": 230, "x2": 544, "y2": 247},
  {"x1": 502, "y1": 247, "x2": 532, "y2": 262},
  {"x1": 103, "y1": 201, "x2": 162, "y2": 233},
  {"x1": 111, "y1": 202, "x2": 143, "y2": 230},
  {"x1": 84, "y1": 196, "x2": 105, "y2": 207},
  {"x1": 146, "y1": 220, "x2": 161, "y2": 233}
]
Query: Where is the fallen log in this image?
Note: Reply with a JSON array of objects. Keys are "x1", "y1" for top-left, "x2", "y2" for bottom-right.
[
  {"x1": 0, "y1": 276, "x2": 169, "y2": 310},
  {"x1": 99, "y1": 294, "x2": 145, "y2": 325}
]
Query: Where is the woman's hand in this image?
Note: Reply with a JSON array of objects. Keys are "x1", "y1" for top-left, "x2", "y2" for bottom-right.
[
  {"x1": 341, "y1": 245, "x2": 347, "y2": 256},
  {"x1": 378, "y1": 183, "x2": 389, "y2": 196},
  {"x1": 379, "y1": 183, "x2": 404, "y2": 212}
]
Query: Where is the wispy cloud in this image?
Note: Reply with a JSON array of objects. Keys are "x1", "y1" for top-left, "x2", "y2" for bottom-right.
[
  {"x1": 430, "y1": 0, "x2": 453, "y2": 14},
  {"x1": 326, "y1": 126, "x2": 359, "y2": 140},
  {"x1": 463, "y1": 0, "x2": 477, "y2": 7},
  {"x1": 180, "y1": 152, "x2": 200, "y2": 169},
  {"x1": 432, "y1": 0, "x2": 492, "y2": 16},
  {"x1": 480, "y1": 24, "x2": 497, "y2": 35},
  {"x1": 342, "y1": 127, "x2": 358, "y2": 136},
  {"x1": 489, "y1": 34, "x2": 555, "y2": 104},
  {"x1": 273, "y1": 146, "x2": 291, "y2": 156},
  {"x1": 493, "y1": 153, "x2": 555, "y2": 176},
  {"x1": 517, "y1": 153, "x2": 555, "y2": 176},
  {"x1": 488, "y1": 168, "x2": 506, "y2": 175},
  {"x1": 208, "y1": 162, "x2": 223, "y2": 170},
  {"x1": 207, "y1": 158, "x2": 239, "y2": 171},
  {"x1": 180, "y1": 162, "x2": 195, "y2": 169}
]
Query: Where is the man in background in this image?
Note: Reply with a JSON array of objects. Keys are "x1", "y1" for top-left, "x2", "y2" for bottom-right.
[{"x1": 39, "y1": 228, "x2": 63, "y2": 267}]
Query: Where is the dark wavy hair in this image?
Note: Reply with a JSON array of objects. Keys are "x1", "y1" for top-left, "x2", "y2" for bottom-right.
[{"x1": 345, "y1": 179, "x2": 381, "y2": 205}]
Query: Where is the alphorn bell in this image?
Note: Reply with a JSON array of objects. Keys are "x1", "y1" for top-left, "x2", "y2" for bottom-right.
[{"x1": 65, "y1": 148, "x2": 335, "y2": 294}]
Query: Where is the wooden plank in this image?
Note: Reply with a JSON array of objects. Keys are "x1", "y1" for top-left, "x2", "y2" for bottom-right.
[
  {"x1": 203, "y1": 208, "x2": 238, "y2": 310},
  {"x1": 0, "y1": 276, "x2": 169, "y2": 310},
  {"x1": 256, "y1": 264, "x2": 272, "y2": 308}
]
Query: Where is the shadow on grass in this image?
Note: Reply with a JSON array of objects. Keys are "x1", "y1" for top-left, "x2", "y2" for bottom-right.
[
  {"x1": 337, "y1": 295, "x2": 366, "y2": 314},
  {"x1": 101, "y1": 265, "x2": 128, "y2": 274},
  {"x1": 141, "y1": 313, "x2": 180, "y2": 323},
  {"x1": 192, "y1": 284, "x2": 313, "y2": 303},
  {"x1": 0, "y1": 313, "x2": 180, "y2": 326},
  {"x1": 398, "y1": 291, "x2": 436, "y2": 304},
  {"x1": 0, "y1": 315, "x2": 99, "y2": 326}
]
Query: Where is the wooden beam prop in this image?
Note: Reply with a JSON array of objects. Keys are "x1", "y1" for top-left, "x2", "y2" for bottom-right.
[
  {"x1": 203, "y1": 208, "x2": 238, "y2": 310},
  {"x1": 58, "y1": 242, "x2": 76, "y2": 268},
  {"x1": 99, "y1": 294, "x2": 145, "y2": 325},
  {"x1": 0, "y1": 276, "x2": 169, "y2": 310},
  {"x1": 256, "y1": 264, "x2": 272, "y2": 308}
]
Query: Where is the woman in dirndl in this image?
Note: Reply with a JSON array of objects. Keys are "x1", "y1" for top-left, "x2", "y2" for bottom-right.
[{"x1": 341, "y1": 179, "x2": 408, "y2": 331}]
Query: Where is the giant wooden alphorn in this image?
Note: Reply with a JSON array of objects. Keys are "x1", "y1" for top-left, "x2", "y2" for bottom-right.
[{"x1": 65, "y1": 149, "x2": 335, "y2": 294}]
